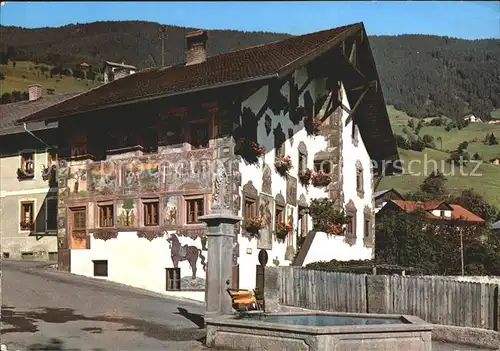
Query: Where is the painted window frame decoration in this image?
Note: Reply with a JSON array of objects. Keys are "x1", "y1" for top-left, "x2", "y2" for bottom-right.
[
  {"x1": 363, "y1": 205, "x2": 374, "y2": 248},
  {"x1": 345, "y1": 200, "x2": 357, "y2": 246},
  {"x1": 356, "y1": 160, "x2": 364, "y2": 199}
]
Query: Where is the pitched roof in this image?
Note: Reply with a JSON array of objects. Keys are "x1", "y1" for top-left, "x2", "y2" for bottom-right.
[
  {"x1": 103, "y1": 60, "x2": 138, "y2": 70},
  {"x1": 374, "y1": 188, "x2": 403, "y2": 199},
  {"x1": 388, "y1": 200, "x2": 485, "y2": 223},
  {"x1": 0, "y1": 92, "x2": 81, "y2": 136},
  {"x1": 18, "y1": 23, "x2": 365, "y2": 124},
  {"x1": 493, "y1": 220, "x2": 500, "y2": 230},
  {"x1": 15, "y1": 22, "x2": 399, "y2": 163}
]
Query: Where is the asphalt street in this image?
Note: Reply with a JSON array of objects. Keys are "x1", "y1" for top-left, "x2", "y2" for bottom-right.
[
  {"x1": 1, "y1": 260, "x2": 209, "y2": 351},
  {"x1": 1, "y1": 260, "x2": 495, "y2": 351}
]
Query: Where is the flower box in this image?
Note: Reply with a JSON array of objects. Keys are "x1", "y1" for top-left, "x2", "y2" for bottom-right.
[
  {"x1": 20, "y1": 222, "x2": 34, "y2": 231},
  {"x1": 243, "y1": 216, "x2": 264, "y2": 235},
  {"x1": 17, "y1": 168, "x2": 35, "y2": 179},
  {"x1": 305, "y1": 117, "x2": 322, "y2": 136},
  {"x1": 275, "y1": 221, "x2": 292, "y2": 240},
  {"x1": 311, "y1": 171, "x2": 331, "y2": 187},
  {"x1": 275, "y1": 155, "x2": 293, "y2": 176},
  {"x1": 236, "y1": 138, "x2": 266, "y2": 163},
  {"x1": 298, "y1": 168, "x2": 312, "y2": 186}
]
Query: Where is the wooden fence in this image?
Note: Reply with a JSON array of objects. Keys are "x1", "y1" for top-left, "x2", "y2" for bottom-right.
[{"x1": 273, "y1": 267, "x2": 499, "y2": 331}]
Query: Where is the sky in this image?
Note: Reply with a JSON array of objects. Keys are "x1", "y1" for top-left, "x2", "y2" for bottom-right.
[{"x1": 0, "y1": 1, "x2": 499, "y2": 40}]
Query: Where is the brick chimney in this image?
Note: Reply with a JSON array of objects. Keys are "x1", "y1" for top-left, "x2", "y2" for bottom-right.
[
  {"x1": 28, "y1": 84, "x2": 42, "y2": 101},
  {"x1": 185, "y1": 30, "x2": 208, "y2": 66}
]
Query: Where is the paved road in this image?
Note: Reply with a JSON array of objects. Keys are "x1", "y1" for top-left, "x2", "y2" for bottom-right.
[
  {"x1": 1, "y1": 260, "x2": 495, "y2": 351},
  {"x1": 1, "y1": 260, "x2": 209, "y2": 351}
]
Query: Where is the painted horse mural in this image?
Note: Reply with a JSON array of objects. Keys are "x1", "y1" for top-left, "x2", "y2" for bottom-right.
[{"x1": 167, "y1": 233, "x2": 206, "y2": 279}]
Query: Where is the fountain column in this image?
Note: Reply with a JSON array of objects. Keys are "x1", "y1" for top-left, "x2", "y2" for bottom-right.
[{"x1": 199, "y1": 158, "x2": 242, "y2": 319}]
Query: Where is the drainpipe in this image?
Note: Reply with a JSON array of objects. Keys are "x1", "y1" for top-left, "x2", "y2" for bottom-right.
[{"x1": 23, "y1": 122, "x2": 54, "y2": 150}]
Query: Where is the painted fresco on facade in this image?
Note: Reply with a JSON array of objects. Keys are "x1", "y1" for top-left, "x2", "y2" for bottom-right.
[
  {"x1": 163, "y1": 152, "x2": 212, "y2": 191},
  {"x1": 65, "y1": 164, "x2": 88, "y2": 196},
  {"x1": 116, "y1": 199, "x2": 137, "y2": 227},
  {"x1": 124, "y1": 159, "x2": 160, "y2": 193},
  {"x1": 257, "y1": 194, "x2": 273, "y2": 250},
  {"x1": 163, "y1": 196, "x2": 177, "y2": 226},
  {"x1": 167, "y1": 233, "x2": 206, "y2": 289},
  {"x1": 88, "y1": 161, "x2": 117, "y2": 194}
]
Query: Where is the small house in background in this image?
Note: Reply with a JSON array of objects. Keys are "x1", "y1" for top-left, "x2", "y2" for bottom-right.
[
  {"x1": 380, "y1": 200, "x2": 485, "y2": 225},
  {"x1": 78, "y1": 62, "x2": 91, "y2": 79},
  {"x1": 490, "y1": 157, "x2": 500, "y2": 165},
  {"x1": 102, "y1": 61, "x2": 137, "y2": 83},
  {"x1": 374, "y1": 188, "x2": 404, "y2": 212},
  {"x1": 463, "y1": 114, "x2": 483, "y2": 123},
  {"x1": 492, "y1": 220, "x2": 500, "y2": 233},
  {"x1": 0, "y1": 85, "x2": 81, "y2": 261}
]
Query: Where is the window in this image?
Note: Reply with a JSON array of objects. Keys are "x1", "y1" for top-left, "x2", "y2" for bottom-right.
[
  {"x1": 46, "y1": 198, "x2": 58, "y2": 231},
  {"x1": 71, "y1": 207, "x2": 86, "y2": 238},
  {"x1": 143, "y1": 199, "x2": 159, "y2": 226},
  {"x1": 98, "y1": 203, "x2": 114, "y2": 227},
  {"x1": 160, "y1": 116, "x2": 183, "y2": 146},
  {"x1": 186, "y1": 197, "x2": 204, "y2": 224},
  {"x1": 314, "y1": 160, "x2": 331, "y2": 174},
  {"x1": 364, "y1": 219, "x2": 370, "y2": 238},
  {"x1": 347, "y1": 215, "x2": 354, "y2": 234},
  {"x1": 275, "y1": 205, "x2": 285, "y2": 227},
  {"x1": 299, "y1": 208, "x2": 309, "y2": 236},
  {"x1": 243, "y1": 198, "x2": 257, "y2": 220},
  {"x1": 166, "y1": 268, "x2": 181, "y2": 290},
  {"x1": 69, "y1": 131, "x2": 88, "y2": 157},
  {"x1": 440, "y1": 210, "x2": 445, "y2": 217},
  {"x1": 20, "y1": 201, "x2": 35, "y2": 231},
  {"x1": 20, "y1": 152, "x2": 35, "y2": 174},
  {"x1": 190, "y1": 122, "x2": 209, "y2": 149},
  {"x1": 93, "y1": 260, "x2": 108, "y2": 277},
  {"x1": 275, "y1": 142, "x2": 285, "y2": 160},
  {"x1": 298, "y1": 151, "x2": 307, "y2": 174},
  {"x1": 356, "y1": 167, "x2": 364, "y2": 196}
]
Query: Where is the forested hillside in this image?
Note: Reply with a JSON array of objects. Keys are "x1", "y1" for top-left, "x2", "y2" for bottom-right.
[{"x1": 1, "y1": 21, "x2": 499, "y2": 119}]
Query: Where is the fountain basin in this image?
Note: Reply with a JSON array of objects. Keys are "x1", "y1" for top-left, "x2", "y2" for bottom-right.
[{"x1": 205, "y1": 311, "x2": 432, "y2": 351}]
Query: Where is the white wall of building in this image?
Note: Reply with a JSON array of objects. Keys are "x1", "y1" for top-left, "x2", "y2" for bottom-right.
[
  {"x1": 69, "y1": 66, "x2": 376, "y2": 300},
  {"x1": 236, "y1": 67, "x2": 374, "y2": 290},
  {"x1": 71, "y1": 231, "x2": 206, "y2": 301}
]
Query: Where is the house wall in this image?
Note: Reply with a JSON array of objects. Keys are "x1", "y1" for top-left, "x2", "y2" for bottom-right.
[
  {"x1": 62, "y1": 64, "x2": 375, "y2": 300},
  {"x1": 71, "y1": 231, "x2": 206, "y2": 301},
  {"x1": 235, "y1": 67, "x2": 374, "y2": 290},
  {"x1": 0, "y1": 132, "x2": 58, "y2": 260},
  {"x1": 431, "y1": 209, "x2": 452, "y2": 218}
]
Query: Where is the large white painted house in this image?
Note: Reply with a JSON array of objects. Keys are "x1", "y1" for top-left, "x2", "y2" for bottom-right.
[{"x1": 17, "y1": 23, "x2": 398, "y2": 302}]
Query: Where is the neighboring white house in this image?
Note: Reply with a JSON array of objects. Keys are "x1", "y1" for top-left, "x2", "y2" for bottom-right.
[
  {"x1": 102, "y1": 61, "x2": 137, "y2": 83},
  {"x1": 0, "y1": 86, "x2": 80, "y2": 260},
  {"x1": 463, "y1": 114, "x2": 483, "y2": 123},
  {"x1": 17, "y1": 23, "x2": 398, "y2": 302}
]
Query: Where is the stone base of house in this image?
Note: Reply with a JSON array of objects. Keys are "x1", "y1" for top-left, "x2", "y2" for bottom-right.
[{"x1": 2, "y1": 250, "x2": 58, "y2": 261}]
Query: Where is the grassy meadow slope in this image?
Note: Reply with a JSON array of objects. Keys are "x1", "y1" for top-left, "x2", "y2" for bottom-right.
[
  {"x1": 380, "y1": 106, "x2": 500, "y2": 207},
  {"x1": 0, "y1": 60, "x2": 101, "y2": 96}
]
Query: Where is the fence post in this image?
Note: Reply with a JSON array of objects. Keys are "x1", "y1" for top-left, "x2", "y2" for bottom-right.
[
  {"x1": 264, "y1": 266, "x2": 281, "y2": 312},
  {"x1": 366, "y1": 275, "x2": 390, "y2": 314},
  {"x1": 496, "y1": 284, "x2": 499, "y2": 331}
]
